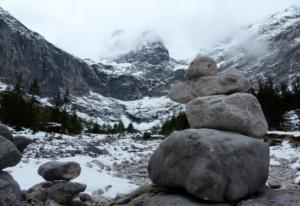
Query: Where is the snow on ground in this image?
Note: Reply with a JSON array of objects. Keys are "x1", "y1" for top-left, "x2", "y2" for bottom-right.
[
  {"x1": 8, "y1": 130, "x2": 161, "y2": 198},
  {"x1": 268, "y1": 130, "x2": 300, "y2": 137},
  {"x1": 6, "y1": 128, "x2": 300, "y2": 198},
  {"x1": 268, "y1": 132, "x2": 300, "y2": 187},
  {"x1": 72, "y1": 92, "x2": 182, "y2": 130}
]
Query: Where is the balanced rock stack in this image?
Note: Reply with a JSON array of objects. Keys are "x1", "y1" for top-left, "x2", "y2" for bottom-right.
[
  {"x1": 0, "y1": 123, "x2": 31, "y2": 205},
  {"x1": 148, "y1": 57, "x2": 270, "y2": 203},
  {"x1": 26, "y1": 161, "x2": 87, "y2": 205}
]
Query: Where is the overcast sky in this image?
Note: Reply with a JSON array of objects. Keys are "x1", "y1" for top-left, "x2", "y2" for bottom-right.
[{"x1": 0, "y1": 0, "x2": 299, "y2": 60}]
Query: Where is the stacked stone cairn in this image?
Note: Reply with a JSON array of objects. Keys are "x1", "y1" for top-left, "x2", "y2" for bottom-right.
[
  {"x1": 25, "y1": 161, "x2": 87, "y2": 205},
  {"x1": 0, "y1": 123, "x2": 91, "y2": 206},
  {"x1": 148, "y1": 56, "x2": 270, "y2": 203}
]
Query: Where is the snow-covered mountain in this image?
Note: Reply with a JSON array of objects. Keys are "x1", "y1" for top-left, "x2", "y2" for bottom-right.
[
  {"x1": 87, "y1": 31, "x2": 187, "y2": 100},
  {"x1": 1, "y1": 5, "x2": 300, "y2": 129},
  {"x1": 207, "y1": 6, "x2": 300, "y2": 84}
]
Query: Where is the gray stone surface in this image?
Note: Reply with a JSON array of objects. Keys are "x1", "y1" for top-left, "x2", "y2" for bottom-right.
[
  {"x1": 148, "y1": 129, "x2": 270, "y2": 202},
  {"x1": 27, "y1": 181, "x2": 86, "y2": 205},
  {"x1": 114, "y1": 185, "x2": 232, "y2": 206},
  {"x1": 185, "y1": 56, "x2": 218, "y2": 79},
  {"x1": 38, "y1": 161, "x2": 81, "y2": 181},
  {"x1": 238, "y1": 189, "x2": 300, "y2": 206},
  {"x1": 169, "y1": 68, "x2": 251, "y2": 103},
  {"x1": 0, "y1": 135, "x2": 22, "y2": 169},
  {"x1": 13, "y1": 136, "x2": 32, "y2": 153},
  {"x1": 185, "y1": 93, "x2": 268, "y2": 137},
  {"x1": 0, "y1": 171, "x2": 23, "y2": 206},
  {"x1": 0, "y1": 123, "x2": 13, "y2": 142},
  {"x1": 127, "y1": 193, "x2": 232, "y2": 206}
]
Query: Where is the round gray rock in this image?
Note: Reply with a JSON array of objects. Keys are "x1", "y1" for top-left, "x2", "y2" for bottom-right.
[
  {"x1": 0, "y1": 135, "x2": 22, "y2": 169},
  {"x1": 148, "y1": 129, "x2": 270, "y2": 202},
  {"x1": 27, "y1": 181, "x2": 86, "y2": 204},
  {"x1": 13, "y1": 136, "x2": 32, "y2": 153},
  {"x1": 0, "y1": 171, "x2": 23, "y2": 205},
  {"x1": 185, "y1": 93, "x2": 268, "y2": 137},
  {"x1": 0, "y1": 123, "x2": 13, "y2": 142},
  {"x1": 185, "y1": 56, "x2": 218, "y2": 80},
  {"x1": 38, "y1": 161, "x2": 81, "y2": 181},
  {"x1": 169, "y1": 68, "x2": 251, "y2": 103}
]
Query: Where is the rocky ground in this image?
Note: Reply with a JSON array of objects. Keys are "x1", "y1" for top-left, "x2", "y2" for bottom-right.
[{"x1": 7, "y1": 129, "x2": 300, "y2": 201}]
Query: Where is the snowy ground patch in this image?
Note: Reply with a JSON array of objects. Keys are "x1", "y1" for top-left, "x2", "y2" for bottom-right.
[{"x1": 8, "y1": 130, "x2": 161, "y2": 198}]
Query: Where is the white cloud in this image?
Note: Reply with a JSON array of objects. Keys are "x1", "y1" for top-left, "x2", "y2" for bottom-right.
[{"x1": 0, "y1": 0, "x2": 299, "y2": 60}]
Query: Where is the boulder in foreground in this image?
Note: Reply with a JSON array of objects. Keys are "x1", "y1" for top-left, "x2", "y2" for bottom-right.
[
  {"x1": 0, "y1": 135, "x2": 22, "y2": 169},
  {"x1": 0, "y1": 171, "x2": 22, "y2": 205},
  {"x1": 148, "y1": 129, "x2": 270, "y2": 202}
]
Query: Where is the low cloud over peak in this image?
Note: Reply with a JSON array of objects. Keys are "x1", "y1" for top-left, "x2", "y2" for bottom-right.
[{"x1": 0, "y1": 0, "x2": 299, "y2": 60}]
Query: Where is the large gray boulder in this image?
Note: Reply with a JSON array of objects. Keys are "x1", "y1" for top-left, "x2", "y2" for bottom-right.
[
  {"x1": 38, "y1": 161, "x2": 81, "y2": 181},
  {"x1": 185, "y1": 56, "x2": 218, "y2": 80},
  {"x1": 169, "y1": 68, "x2": 251, "y2": 103},
  {"x1": 148, "y1": 129, "x2": 270, "y2": 202},
  {"x1": 0, "y1": 135, "x2": 22, "y2": 169},
  {"x1": 185, "y1": 93, "x2": 268, "y2": 137},
  {"x1": 0, "y1": 123, "x2": 14, "y2": 142},
  {"x1": 238, "y1": 189, "x2": 300, "y2": 206},
  {"x1": 27, "y1": 181, "x2": 86, "y2": 205},
  {"x1": 0, "y1": 171, "x2": 23, "y2": 206}
]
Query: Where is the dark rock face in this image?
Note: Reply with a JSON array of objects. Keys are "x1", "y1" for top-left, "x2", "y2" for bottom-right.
[
  {"x1": 238, "y1": 189, "x2": 300, "y2": 206},
  {"x1": 0, "y1": 135, "x2": 22, "y2": 169},
  {"x1": 0, "y1": 7, "x2": 106, "y2": 96},
  {"x1": 38, "y1": 161, "x2": 81, "y2": 181},
  {"x1": 27, "y1": 181, "x2": 86, "y2": 204},
  {"x1": 0, "y1": 171, "x2": 23, "y2": 206},
  {"x1": 148, "y1": 129, "x2": 270, "y2": 202}
]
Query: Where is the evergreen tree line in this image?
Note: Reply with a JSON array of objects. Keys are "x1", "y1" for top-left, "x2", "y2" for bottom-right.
[
  {"x1": 0, "y1": 76, "x2": 136, "y2": 135},
  {"x1": 252, "y1": 77, "x2": 300, "y2": 130},
  {"x1": 86, "y1": 121, "x2": 137, "y2": 134}
]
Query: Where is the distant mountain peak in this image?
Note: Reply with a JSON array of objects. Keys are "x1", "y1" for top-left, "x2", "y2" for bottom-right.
[{"x1": 113, "y1": 31, "x2": 169, "y2": 65}]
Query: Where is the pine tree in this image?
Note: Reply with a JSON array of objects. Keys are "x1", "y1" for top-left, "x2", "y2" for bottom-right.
[
  {"x1": 13, "y1": 74, "x2": 24, "y2": 95},
  {"x1": 256, "y1": 78, "x2": 285, "y2": 130},
  {"x1": 63, "y1": 88, "x2": 70, "y2": 109},
  {"x1": 126, "y1": 122, "x2": 136, "y2": 133},
  {"x1": 29, "y1": 78, "x2": 41, "y2": 96}
]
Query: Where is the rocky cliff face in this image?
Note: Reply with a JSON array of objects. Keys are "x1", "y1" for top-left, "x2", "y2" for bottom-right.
[
  {"x1": 207, "y1": 6, "x2": 300, "y2": 85},
  {"x1": 0, "y1": 7, "x2": 109, "y2": 96}
]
